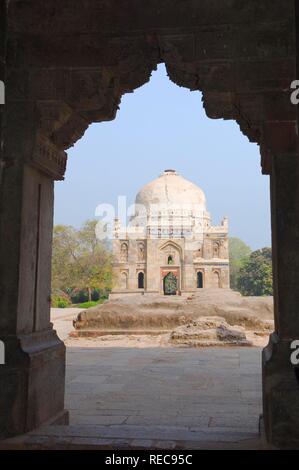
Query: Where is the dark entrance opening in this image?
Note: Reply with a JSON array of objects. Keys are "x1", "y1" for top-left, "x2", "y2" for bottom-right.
[
  {"x1": 163, "y1": 272, "x2": 178, "y2": 295},
  {"x1": 197, "y1": 271, "x2": 203, "y2": 289},
  {"x1": 138, "y1": 272, "x2": 144, "y2": 289}
]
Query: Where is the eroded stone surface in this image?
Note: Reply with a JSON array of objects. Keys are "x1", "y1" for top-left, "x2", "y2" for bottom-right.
[
  {"x1": 73, "y1": 290, "x2": 274, "y2": 338},
  {"x1": 171, "y1": 316, "x2": 251, "y2": 347}
]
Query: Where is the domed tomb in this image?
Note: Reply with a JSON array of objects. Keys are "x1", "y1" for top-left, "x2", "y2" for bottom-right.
[
  {"x1": 111, "y1": 170, "x2": 230, "y2": 297},
  {"x1": 135, "y1": 169, "x2": 207, "y2": 213}
]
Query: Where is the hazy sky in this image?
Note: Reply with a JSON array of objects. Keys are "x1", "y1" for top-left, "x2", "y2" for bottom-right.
[{"x1": 54, "y1": 64, "x2": 271, "y2": 250}]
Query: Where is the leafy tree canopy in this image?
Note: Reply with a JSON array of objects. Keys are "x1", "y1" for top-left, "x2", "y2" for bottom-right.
[
  {"x1": 52, "y1": 220, "x2": 113, "y2": 301},
  {"x1": 229, "y1": 237, "x2": 251, "y2": 290},
  {"x1": 237, "y1": 247, "x2": 273, "y2": 296}
]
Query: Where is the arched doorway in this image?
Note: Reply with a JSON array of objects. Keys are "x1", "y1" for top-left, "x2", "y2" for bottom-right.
[
  {"x1": 138, "y1": 272, "x2": 144, "y2": 289},
  {"x1": 163, "y1": 272, "x2": 178, "y2": 295},
  {"x1": 197, "y1": 271, "x2": 203, "y2": 289}
]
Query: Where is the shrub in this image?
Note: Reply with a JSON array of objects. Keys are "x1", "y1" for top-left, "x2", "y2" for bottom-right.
[
  {"x1": 52, "y1": 296, "x2": 71, "y2": 308},
  {"x1": 51, "y1": 288, "x2": 71, "y2": 308},
  {"x1": 76, "y1": 299, "x2": 105, "y2": 309},
  {"x1": 69, "y1": 288, "x2": 110, "y2": 304}
]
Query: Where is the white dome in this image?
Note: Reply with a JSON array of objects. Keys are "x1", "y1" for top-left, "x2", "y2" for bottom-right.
[{"x1": 135, "y1": 170, "x2": 206, "y2": 212}]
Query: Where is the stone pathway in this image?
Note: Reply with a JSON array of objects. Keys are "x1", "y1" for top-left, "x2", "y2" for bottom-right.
[
  {"x1": 2, "y1": 310, "x2": 265, "y2": 449},
  {"x1": 51, "y1": 308, "x2": 84, "y2": 341},
  {"x1": 63, "y1": 345, "x2": 263, "y2": 448}
]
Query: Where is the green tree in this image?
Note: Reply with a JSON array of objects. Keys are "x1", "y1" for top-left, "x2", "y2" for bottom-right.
[
  {"x1": 51, "y1": 220, "x2": 113, "y2": 302},
  {"x1": 237, "y1": 247, "x2": 273, "y2": 296},
  {"x1": 51, "y1": 225, "x2": 78, "y2": 290},
  {"x1": 229, "y1": 237, "x2": 251, "y2": 290},
  {"x1": 75, "y1": 220, "x2": 113, "y2": 301}
]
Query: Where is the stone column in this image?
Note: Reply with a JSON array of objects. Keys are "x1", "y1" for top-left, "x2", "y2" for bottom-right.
[
  {"x1": 0, "y1": 99, "x2": 68, "y2": 438},
  {"x1": 263, "y1": 152, "x2": 299, "y2": 448}
]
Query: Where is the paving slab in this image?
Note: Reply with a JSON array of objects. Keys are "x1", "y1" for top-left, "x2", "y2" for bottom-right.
[
  {"x1": 0, "y1": 344, "x2": 265, "y2": 449},
  {"x1": 63, "y1": 345, "x2": 263, "y2": 448}
]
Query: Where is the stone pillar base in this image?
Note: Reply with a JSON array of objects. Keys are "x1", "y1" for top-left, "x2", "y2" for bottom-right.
[
  {"x1": 0, "y1": 329, "x2": 67, "y2": 439},
  {"x1": 262, "y1": 332, "x2": 299, "y2": 449}
]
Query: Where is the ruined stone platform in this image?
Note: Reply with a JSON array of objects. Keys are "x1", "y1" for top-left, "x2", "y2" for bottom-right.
[{"x1": 72, "y1": 290, "x2": 273, "y2": 344}]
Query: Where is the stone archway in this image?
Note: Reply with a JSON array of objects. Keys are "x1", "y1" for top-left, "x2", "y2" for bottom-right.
[
  {"x1": 212, "y1": 270, "x2": 221, "y2": 289},
  {"x1": 138, "y1": 272, "x2": 144, "y2": 289},
  {"x1": 1, "y1": 0, "x2": 299, "y2": 448},
  {"x1": 163, "y1": 272, "x2": 178, "y2": 295},
  {"x1": 160, "y1": 241, "x2": 182, "y2": 266},
  {"x1": 120, "y1": 272, "x2": 128, "y2": 290},
  {"x1": 197, "y1": 271, "x2": 204, "y2": 289}
]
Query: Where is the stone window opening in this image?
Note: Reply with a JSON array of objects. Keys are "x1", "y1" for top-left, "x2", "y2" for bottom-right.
[
  {"x1": 138, "y1": 272, "x2": 145, "y2": 289},
  {"x1": 197, "y1": 271, "x2": 204, "y2": 289},
  {"x1": 168, "y1": 255, "x2": 174, "y2": 265}
]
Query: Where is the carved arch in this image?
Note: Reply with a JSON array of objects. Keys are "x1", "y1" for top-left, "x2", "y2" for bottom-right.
[
  {"x1": 159, "y1": 240, "x2": 183, "y2": 255},
  {"x1": 7, "y1": 7, "x2": 296, "y2": 179},
  {"x1": 160, "y1": 240, "x2": 182, "y2": 266}
]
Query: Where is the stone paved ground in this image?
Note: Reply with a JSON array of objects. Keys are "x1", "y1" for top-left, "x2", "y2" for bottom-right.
[
  {"x1": 1, "y1": 345, "x2": 264, "y2": 449},
  {"x1": 1, "y1": 312, "x2": 264, "y2": 449},
  {"x1": 63, "y1": 344, "x2": 263, "y2": 448}
]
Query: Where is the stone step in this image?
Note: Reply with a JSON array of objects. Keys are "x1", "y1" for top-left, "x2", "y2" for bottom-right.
[
  {"x1": 70, "y1": 329, "x2": 172, "y2": 337},
  {"x1": 0, "y1": 424, "x2": 264, "y2": 450}
]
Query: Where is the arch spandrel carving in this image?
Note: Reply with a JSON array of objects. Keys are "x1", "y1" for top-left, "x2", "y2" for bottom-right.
[
  {"x1": 8, "y1": 0, "x2": 294, "y2": 36},
  {"x1": 32, "y1": 59, "x2": 157, "y2": 152},
  {"x1": 5, "y1": 1, "x2": 297, "y2": 179},
  {"x1": 29, "y1": 64, "x2": 296, "y2": 178}
]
